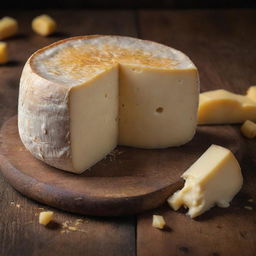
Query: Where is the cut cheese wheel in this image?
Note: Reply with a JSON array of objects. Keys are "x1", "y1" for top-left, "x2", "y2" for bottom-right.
[
  {"x1": 18, "y1": 35, "x2": 199, "y2": 173},
  {"x1": 198, "y1": 89, "x2": 256, "y2": 124}
]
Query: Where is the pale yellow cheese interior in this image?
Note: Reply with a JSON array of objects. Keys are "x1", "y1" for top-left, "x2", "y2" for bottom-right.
[
  {"x1": 168, "y1": 144, "x2": 243, "y2": 218},
  {"x1": 70, "y1": 67, "x2": 119, "y2": 172},
  {"x1": 119, "y1": 66, "x2": 198, "y2": 148}
]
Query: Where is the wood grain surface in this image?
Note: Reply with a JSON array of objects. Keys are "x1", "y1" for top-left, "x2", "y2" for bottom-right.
[{"x1": 0, "y1": 8, "x2": 256, "y2": 256}]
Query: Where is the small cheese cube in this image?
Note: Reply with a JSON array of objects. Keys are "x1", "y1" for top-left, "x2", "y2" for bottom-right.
[
  {"x1": 241, "y1": 120, "x2": 256, "y2": 139},
  {"x1": 168, "y1": 145, "x2": 243, "y2": 218},
  {"x1": 247, "y1": 86, "x2": 256, "y2": 102},
  {"x1": 0, "y1": 42, "x2": 8, "y2": 64},
  {"x1": 39, "y1": 211, "x2": 54, "y2": 225},
  {"x1": 0, "y1": 17, "x2": 18, "y2": 40},
  {"x1": 152, "y1": 215, "x2": 166, "y2": 229},
  {"x1": 32, "y1": 15, "x2": 57, "y2": 36}
]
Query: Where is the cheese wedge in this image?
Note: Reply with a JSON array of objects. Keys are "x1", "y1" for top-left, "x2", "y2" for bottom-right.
[
  {"x1": 168, "y1": 145, "x2": 243, "y2": 218},
  {"x1": 18, "y1": 35, "x2": 199, "y2": 173},
  {"x1": 247, "y1": 86, "x2": 256, "y2": 102},
  {"x1": 198, "y1": 89, "x2": 256, "y2": 124}
]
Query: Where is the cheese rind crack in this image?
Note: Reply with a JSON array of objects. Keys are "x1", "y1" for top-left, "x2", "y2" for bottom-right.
[{"x1": 167, "y1": 144, "x2": 243, "y2": 218}]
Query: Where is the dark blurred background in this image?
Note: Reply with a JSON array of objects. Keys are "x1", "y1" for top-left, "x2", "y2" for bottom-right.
[{"x1": 2, "y1": 0, "x2": 256, "y2": 9}]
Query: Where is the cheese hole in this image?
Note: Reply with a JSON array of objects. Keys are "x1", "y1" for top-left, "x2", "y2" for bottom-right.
[
  {"x1": 122, "y1": 104, "x2": 125, "y2": 108},
  {"x1": 156, "y1": 107, "x2": 164, "y2": 113},
  {"x1": 105, "y1": 93, "x2": 108, "y2": 98}
]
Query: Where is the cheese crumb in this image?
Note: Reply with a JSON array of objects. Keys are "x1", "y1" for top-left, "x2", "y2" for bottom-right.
[
  {"x1": 244, "y1": 206, "x2": 253, "y2": 210},
  {"x1": 0, "y1": 17, "x2": 18, "y2": 40},
  {"x1": 0, "y1": 42, "x2": 8, "y2": 64},
  {"x1": 32, "y1": 14, "x2": 57, "y2": 36},
  {"x1": 152, "y1": 215, "x2": 166, "y2": 229},
  {"x1": 75, "y1": 219, "x2": 84, "y2": 225},
  {"x1": 39, "y1": 211, "x2": 54, "y2": 225},
  {"x1": 241, "y1": 120, "x2": 256, "y2": 139},
  {"x1": 68, "y1": 226, "x2": 77, "y2": 231}
]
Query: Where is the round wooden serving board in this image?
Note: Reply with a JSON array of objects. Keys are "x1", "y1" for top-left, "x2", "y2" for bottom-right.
[{"x1": 0, "y1": 116, "x2": 244, "y2": 216}]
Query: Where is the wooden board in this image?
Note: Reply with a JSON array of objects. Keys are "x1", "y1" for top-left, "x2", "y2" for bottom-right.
[{"x1": 0, "y1": 116, "x2": 244, "y2": 216}]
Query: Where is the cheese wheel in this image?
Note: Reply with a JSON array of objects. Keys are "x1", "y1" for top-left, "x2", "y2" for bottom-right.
[{"x1": 18, "y1": 35, "x2": 199, "y2": 173}]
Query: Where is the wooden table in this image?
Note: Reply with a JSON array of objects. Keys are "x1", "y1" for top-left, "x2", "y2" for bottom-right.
[{"x1": 0, "y1": 9, "x2": 256, "y2": 256}]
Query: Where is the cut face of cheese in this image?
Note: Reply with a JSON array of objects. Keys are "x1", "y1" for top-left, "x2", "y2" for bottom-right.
[
  {"x1": 119, "y1": 65, "x2": 198, "y2": 148},
  {"x1": 18, "y1": 35, "x2": 199, "y2": 173},
  {"x1": 198, "y1": 89, "x2": 256, "y2": 124},
  {"x1": 167, "y1": 144, "x2": 243, "y2": 218},
  {"x1": 70, "y1": 67, "x2": 119, "y2": 172}
]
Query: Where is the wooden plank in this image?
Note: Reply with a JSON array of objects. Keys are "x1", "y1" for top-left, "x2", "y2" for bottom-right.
[
  {"x1": 137, "y1": 9, "x2": 256, "y2": 256},
  {"x1": 0, "y1": 10, "x2": 137, "y2": 256}
]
